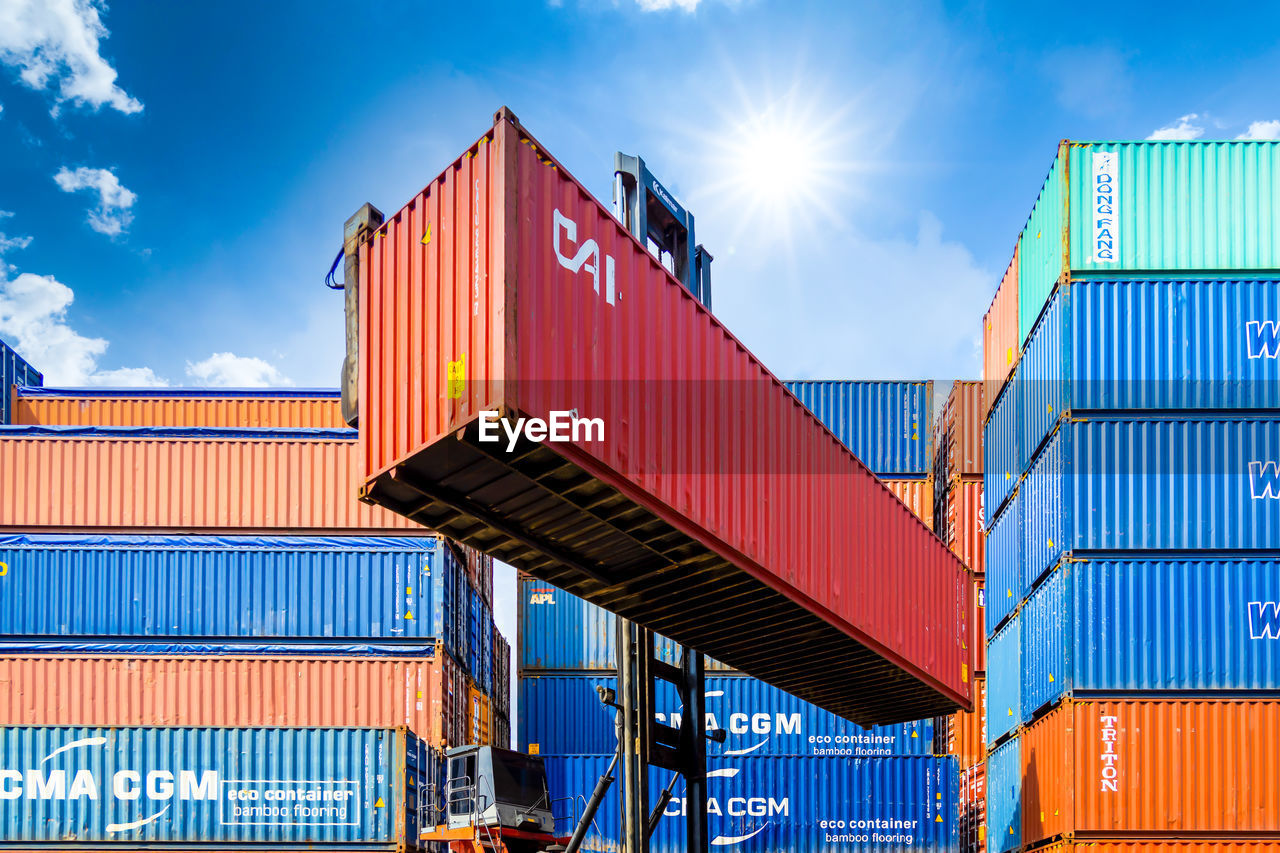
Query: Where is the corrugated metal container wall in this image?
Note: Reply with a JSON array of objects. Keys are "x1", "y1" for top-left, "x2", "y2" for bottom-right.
[
  {"x1": 0, "y1": 654, "x2": 471, "y2": 749},
  {"x1": 0, "y1": 726, "x2": 438, "y2": 846},
  {"x1": 0, "y1": 427, "x2": 418, "y2": 531},
  {"x1": 1, "y1": 339, "x2": 41, "y2": 425},
  {"x1": 492, "y1": 628, "x2": 511, "y2": 719},
  {"x1": 517, "y1": 577, "x2": 733, "y2": 672},
  {"x1": 986, "y1": 615, "x2": 1020, "y2": 746},
  {"x1": 785, "y1": 380, "x2": 934, "y2": 475},
  {"x1": 1021, "y1": 699, "x2": 1280, "y2": 843},
  {"x1": 1019, "y1": 147, "x2": 1066, "y2": 346},
  {"x1": 519, "y1": 673, "x2": 934, "y2": 757},
  {"x1": 946, "y1": 676, "x2": 986, "y2": 769},
  {"x1": 984, "y1": 489, "x2": 1020, "y2": 635},
  {"x1": 983, "y1": 371, "x2": 1021, "y2": 525},
  {"x1": 1022, "y1": 559, "x2": 1280, "y2": 717},
  {"x1": 1021, "y1": 415, "x2": 1280, "y2": 587},
  {"x1": 1020, "y1": 279, "x2": 1280, "y2": 458},
  {"x1": 1018, "y1": 141, "x2": 1280, "y2": 343},
  {"x1": 0, "y1": 535, "x2": 456, "y2": 652},
  {"x1": 945, "y1": 382, "x2": 985, "y2": 477},
  {"x1": 1037, "y1": 843, "x2": 1280, "y2": 853},
  {"x1": 542, "y1": 754, "x2": 958, "y2": 853},
  {"x1": 983, "y1": 248, "x2": 1020, "y2": 404},
  {"x1": 358, "y1": 111, "x2": 970, "y2": 725},
  {"x1": 959, "y1": 763, "x2": 985, "y2": 853},
  {"x1": 971, "y1": 578, "x2": 985, "y2": 673},
  {"x1": 467, "y1": 685, "x2": 491, "y2": 746},
  {"x1": 986, "y1": 737, "x2": 1020, "y2": 853},
  {"x1": 12, "y1": 387, "x2": 345, "y2": 429},
  {"x1": 945, "y1": 479, "x2": 984, "y2": 575},
  {"x1": 883, "y1": 477, "x2": 934, "y2": 528}
]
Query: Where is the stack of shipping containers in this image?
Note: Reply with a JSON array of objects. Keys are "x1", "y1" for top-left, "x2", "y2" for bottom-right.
[
  {"x1": 982, "y1": 140, "x2": 1280, "y2": 853},
  {"x1": 0, "y1": 383, "x2": 511, "y2": 849},
  {"x1": 520, "y1": 381, "x2": 960, "y2": 852},
  {"x1": 932, "y1": 381, "x2": 987, "y2": 853}
]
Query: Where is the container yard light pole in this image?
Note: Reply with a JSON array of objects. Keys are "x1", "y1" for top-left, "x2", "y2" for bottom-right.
[{"x1": 612, "y1": 155, "x2": 715, "y2": 853}]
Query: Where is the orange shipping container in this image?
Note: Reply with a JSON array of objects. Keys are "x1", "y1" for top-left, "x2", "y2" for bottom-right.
[
  {"x1": 0, "y1": 653, "x2": 470, "y2": 749},
  {"x1": 948, "y1": 675, "x2": 986, "y2": 769},
  {"x1": 0, "y1": 429, "x2": 417, "y2": 531},
  {"x1": 960, "y1": 762, "x2": 986, "y2": 853},
  {"x1": 983, "y1": 246, "x2": 1020, "y2": 410},
  {"x1": 1022, "y1": 699, "x2": 1280, "y2": 844},
  {"x1": 12, "y1": 388, "x2": 345, "y2": 429},
  {"x1": 468, "y1": 685, "x2": 492, "y2": 746},
  {"x1": 944, "y1": 478, "x2": 984, "y2": 575},
  {"x1": 882, "y1": 478, "x2": 934, "y2": 530},
  {"x1": 1034, "y1": 844, "x2": 1280, "y2": 853}
]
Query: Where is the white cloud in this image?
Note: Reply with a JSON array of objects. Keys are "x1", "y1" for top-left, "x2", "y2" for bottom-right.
[
  {"x1": 185, "y1": 352, "x2": 293, "y2": 387},
  {"x1": 1238, "y1": 120, "x2": 1280, "y2": 140},
  {"x1": 0, "y1": 268, "x2": 166, "y2": 386},
  {"x1": 1148, "y1": 113, "x2": 1205, "y2": 140},
  {"x1": 636, "y1": 0, "x2": 700, "y2": 9},
  {"x1": 53, "y1": 165, "x2": 136, "y2": 236},
  {"x1": 0, "y1": 0, "x2": 142, "y2": 115}
]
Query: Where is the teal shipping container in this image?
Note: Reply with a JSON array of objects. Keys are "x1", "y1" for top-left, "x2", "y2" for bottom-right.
[
  {"x1": 986, "y1": 615, "x2": 1020, "y2": 746},
  {"x1": 0, "y1": 726, "x2": 440, "y2": 847},
  {"x1": 1017, "y1": 140, "x2": 1280, "y2": 345}
]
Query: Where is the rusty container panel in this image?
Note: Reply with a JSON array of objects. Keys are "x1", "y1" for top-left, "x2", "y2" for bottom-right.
[
  {"x1": 0, "y1": 653, "x2": 469, "y2": 749},
  {"x1": 0, "y1": 427, "x2": 417, "y2": 531},
  {"x1": 944, "y1": 478, "x2": 984, "y2": 575},
  {"x1": 882, "y1": 477, "x2": 934, "y2": 529},
  {"x1": 12, "y1": 387, "x2": 345, "y2": 428},
  {"x1": 983, "y1": 245, "x2": 1020, "y2": 408},
  {"x1": 1022, "y1": 699, "x2": 1280, "y2": 844},
  {"x1": 960, "y1": 762, "x2": 986, "y2": 853},
  {"x1": 947, "y1": 675, "x2": 986, "y2": 770},
  {"x1": 939, "y1": 381, "x2": 985, "y2": 478},
  {"x1": 359, "y1": 109, "x2": 970, "y2": 726}
]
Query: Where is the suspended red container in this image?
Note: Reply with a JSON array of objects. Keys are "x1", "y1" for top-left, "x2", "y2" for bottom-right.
[{"x1": 357, "y1": 108, "x2": 971, "y2": 725}]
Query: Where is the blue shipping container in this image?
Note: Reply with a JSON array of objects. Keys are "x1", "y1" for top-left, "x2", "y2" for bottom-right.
[
  {"x1": 985, "y1": 737, "x2": 1020, "y2": 853},
  {"x1": 983, "y1": 371, "x2": 1022, "y2": 527},
  {"x1": 1, "y1": 339, "x2": 42, "y2": 425},
  {"x1": 519, "y1": 578, "x2": 733, "y2": 671},
  {"x1": 985, "y1": 488, "x2": 1020, "y2": 636},
  {"x1": 784, "y1": 380, "x2": 933, "y2": 475},
  {"x1": 0, "y1": 726, "x2": 439, "y2": 846},
  {"x1": 1021, "y1": 559, "x2": 1280, "y2": 718},
  {"x1": 0, "y1": 534, "x2": 467, "y2": 658},
  {"x1": 1022, "y1": 414, "x2": 1280, "y2": 587},
  {"x1": 1019, "y1": 279, "x2": 1280, "y2": 462},
  {"x1": 519, "y1": 674, "x2": 934, "y2": 757},
  {"x1": 986, "y1": 615, "x2": 1021, "y2": 746},
  {"x1": 543, "y1": 754, "x2": 958, "y2": 853}
]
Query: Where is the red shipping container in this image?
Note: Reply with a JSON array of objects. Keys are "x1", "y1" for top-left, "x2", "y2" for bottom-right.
[
  {"x1": 947, "y1": 381, "x2": 984, "y2": 477},
  {"x1": 983, "y1": 247, "x2": 1019, "y2": 412},
  {"x1": 1022, "y1": 699, "x2": 1280, "y2": 844},
  {"x1": 0, "y1": 653, "x2": 470, "y2": 749},
  {"x1": 947, "y1": 675, "x2": 987, "y2": 769},
  {"x1": 960, "y1": 762, "x2": 986, "y2": 853},
  {"x1": 13, "y1": 388, "x2": 345, "y2": 429},
  {"x1": 944, "y1": 478, "x2": 984, "y2": 575},
  {"x1": 0, "y1": 429, "x2": 417, "y2": 532},
  {"x1": 357, "y1": 108, "x2": 971, "y2": 725}
]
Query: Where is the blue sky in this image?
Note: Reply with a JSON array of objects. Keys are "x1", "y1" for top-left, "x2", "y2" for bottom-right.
[
  {"x1": 3, "y1": 0, "x2": 1279, "y2": 683},
  {"x1": 3, "y1": 0, "x2": 1280, "y2": 389}
]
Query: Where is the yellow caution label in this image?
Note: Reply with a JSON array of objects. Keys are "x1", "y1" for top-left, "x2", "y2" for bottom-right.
[
  {"x1": 447, "y1": 354, "x2": 466, "y2": 400},
  {"x1": 1047, "y1": 538, "x2": 1054, "y2": 548},
  {"x1": 1007, "y1": 589, "x2": 1013, "y2": 599},
  {"x1": 1005, "y1": 471, "x2": 1011, "y2": 480},
  {"x1": 0, "y1": 561, "x2": 7, "y2": 577},
  {"x1": 421, "y1": 225, "x2": 431, "y2": 245},
  {"x1": 979, "y1": 828, "x2": 986, "y2": 841},
  {"x1": 375, "y1": 798, "x2": 385, "y2": 808},
  {"x1": 529, "y1": 744, "x2": 540, "y2": 755},
  {"x1": 935, "y1": 815, "x2": 944, "y2": 823},
  {"x1": 405, "y1": 611, "x2": 414, "y2": 620},
  {"x1": 406, "y1": 587, "x2": 412, "y2": 595},
  {"x1": 936, "y1": 793, "x2": 942, "y2": 800},
  {"x1": 1006, "y1": 347, "x2": 1013, "y2": 365},
  {"x1": 912, "y1": 730, "x2": 919, "y2": 737},
  {"x1": 1008, "y1": 708, "x2": 1013, "y2": 717},
  {"x1": 1048, "y1": 404, "x2": 1053, "y2": 414},
  {"x1": 417, "y1": 691, "x2": 423, "y2": 699},
  {"x1": 1048, "y1": 673, "x2": 1055, "y2": 682},
  {"x1": 961, "y1": 663, "x2": 969, "y2": 683}
]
